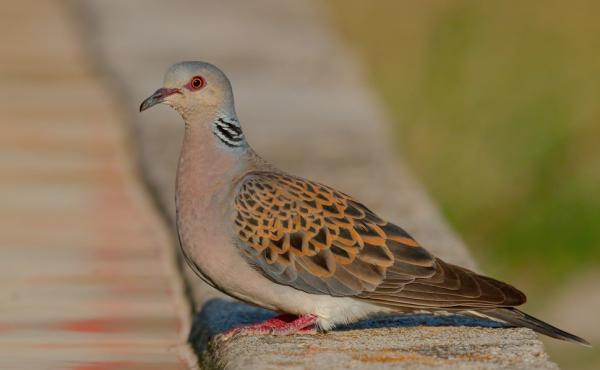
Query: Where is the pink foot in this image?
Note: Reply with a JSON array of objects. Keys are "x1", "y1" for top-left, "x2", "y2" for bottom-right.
[{"x1": 221, "y1": 314, "x2": 318, "y2": 339}]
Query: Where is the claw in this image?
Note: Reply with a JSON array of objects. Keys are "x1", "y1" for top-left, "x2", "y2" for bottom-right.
[{"x1": 220, "y1": 314, "x2": 318, "y2": 340}]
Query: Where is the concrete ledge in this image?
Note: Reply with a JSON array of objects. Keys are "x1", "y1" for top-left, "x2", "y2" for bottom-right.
[
  {"x1": 75, "y1": 0, "x2": 559, "y2": 368},
  {"x1": 190, "y1": 300, "x2": 556, "y2": 370}
]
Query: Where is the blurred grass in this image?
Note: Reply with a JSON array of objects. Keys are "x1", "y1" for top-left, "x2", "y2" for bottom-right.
[
  {"x1": 325, "y1": 1, "x2": 600, "y2": 368},
  {"x1": 325, "y1": 0, "x2": 600, "y2": 293}
]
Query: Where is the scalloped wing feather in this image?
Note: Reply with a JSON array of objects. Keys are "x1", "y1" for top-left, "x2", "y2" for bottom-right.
[{"x1": 234, "y1": 171, "x2": 526, "y2": 309}]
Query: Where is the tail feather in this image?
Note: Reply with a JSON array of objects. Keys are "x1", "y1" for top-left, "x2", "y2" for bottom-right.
[{"x1": 481, "y1": 308, "x2": 590, "y2": 347}]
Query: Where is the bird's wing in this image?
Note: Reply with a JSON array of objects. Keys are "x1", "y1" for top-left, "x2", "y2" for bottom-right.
[{"x1": 233, "y1": 171, "x2": 526, "y2": 308}]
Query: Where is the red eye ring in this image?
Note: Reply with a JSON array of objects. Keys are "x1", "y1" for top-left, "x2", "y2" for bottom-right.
[{"x1": 186, "y1": 76, "x2": 206, "y2": 91}]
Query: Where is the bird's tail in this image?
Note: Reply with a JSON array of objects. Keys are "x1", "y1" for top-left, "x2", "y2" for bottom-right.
[{"x1": 479, "y1": 307, "x2": 590, "y2": 347}]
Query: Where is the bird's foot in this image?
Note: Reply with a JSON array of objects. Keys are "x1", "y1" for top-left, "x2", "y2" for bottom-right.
[{"x1": 221, "y1": 314, "x2": 318, "y2": 339}]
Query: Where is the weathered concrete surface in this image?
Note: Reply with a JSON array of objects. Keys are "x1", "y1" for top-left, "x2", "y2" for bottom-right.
[
  {"x1": 0, "y1": 1, "x2": 196, "y2": 369},
  {"x1": 193, "y1": 300, "x2": 555, "y2": 370},
  {"x1": 209, "y1": 326, "x2": 550, "y2": 370},
  {"x1": 75, "y1": 0, "x2": 559, "y2": 368}
]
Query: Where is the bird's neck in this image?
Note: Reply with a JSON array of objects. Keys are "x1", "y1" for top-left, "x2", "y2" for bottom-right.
[
  {"x1": 180, "y1": 100, "x2": 248, "y2": 149},
  {"x1": 176, "y1": 109, "x2": 253, "y2": 212}
]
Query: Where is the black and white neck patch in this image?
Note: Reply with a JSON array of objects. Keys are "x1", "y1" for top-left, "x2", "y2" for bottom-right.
[{"x1": 213, "y1": 116, "x2": 245, "y2": 148}]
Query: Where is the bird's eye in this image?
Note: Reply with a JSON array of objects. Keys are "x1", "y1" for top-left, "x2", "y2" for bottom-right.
[{"x1": 186, "y1": 76, "x2": 206, "y2": 91}]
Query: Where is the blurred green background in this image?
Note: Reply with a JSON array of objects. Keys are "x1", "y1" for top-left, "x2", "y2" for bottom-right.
[{"x1": 326, "y1": 1, "x2": 600, "y2": 368}]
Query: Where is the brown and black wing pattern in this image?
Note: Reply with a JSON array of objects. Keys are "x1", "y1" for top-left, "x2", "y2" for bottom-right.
[
  {"x1": 233, "y1": 171, "x2": 430, "y2": 296},
  {"x1": 360, "y1": 258, "x2": 526, "y2": 309},
  {"x1": 233, "y1": 171, "x2": 526, "y2": 309}
]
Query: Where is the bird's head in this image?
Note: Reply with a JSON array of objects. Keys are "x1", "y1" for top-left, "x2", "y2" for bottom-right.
[{"x1": 139, "y1": 61, "x2": 233, "y2": 118}]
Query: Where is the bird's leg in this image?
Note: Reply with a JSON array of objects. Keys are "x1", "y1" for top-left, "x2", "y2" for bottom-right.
[{"x1": 221, "y1": 314, "x2": 318, "y2": 339}]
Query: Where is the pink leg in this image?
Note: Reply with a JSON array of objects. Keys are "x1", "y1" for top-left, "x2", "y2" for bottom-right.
[{"x1": 221, "y1": 314, "x2": 318, "y2": 339}]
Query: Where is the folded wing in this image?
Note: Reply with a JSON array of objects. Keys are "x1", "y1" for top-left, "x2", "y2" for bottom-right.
[{"x1": 233, "y1": 171, "x2": 526, "y2": 309}]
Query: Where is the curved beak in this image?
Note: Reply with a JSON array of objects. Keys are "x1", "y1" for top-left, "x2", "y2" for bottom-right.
[{"x1": 139, "y1": 88, "x2": 180, "y2": 112}]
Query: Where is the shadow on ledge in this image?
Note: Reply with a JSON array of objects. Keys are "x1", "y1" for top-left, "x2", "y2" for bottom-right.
[{"x1": 189, "y1": 298, "x2": 508, "y2": 352}]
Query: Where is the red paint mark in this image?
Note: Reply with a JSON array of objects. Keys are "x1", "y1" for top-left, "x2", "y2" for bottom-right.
[
  {"x1": 0, "y1": 323, "x2": 12, "y2": 334},
  {"x1": 71, "y1": 361, "x2": 180, "y2": 370},
  {"x1": 72, "y1": 361, "x2": 136, "y2": 370},
  {"x1": 61, "y1": 319, "x2": 120, "y2": 333}
]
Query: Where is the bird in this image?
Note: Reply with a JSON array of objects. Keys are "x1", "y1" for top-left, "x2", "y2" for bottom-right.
[{"x1": 139, "y1": 61, "x2": 589, "y2": 346}]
